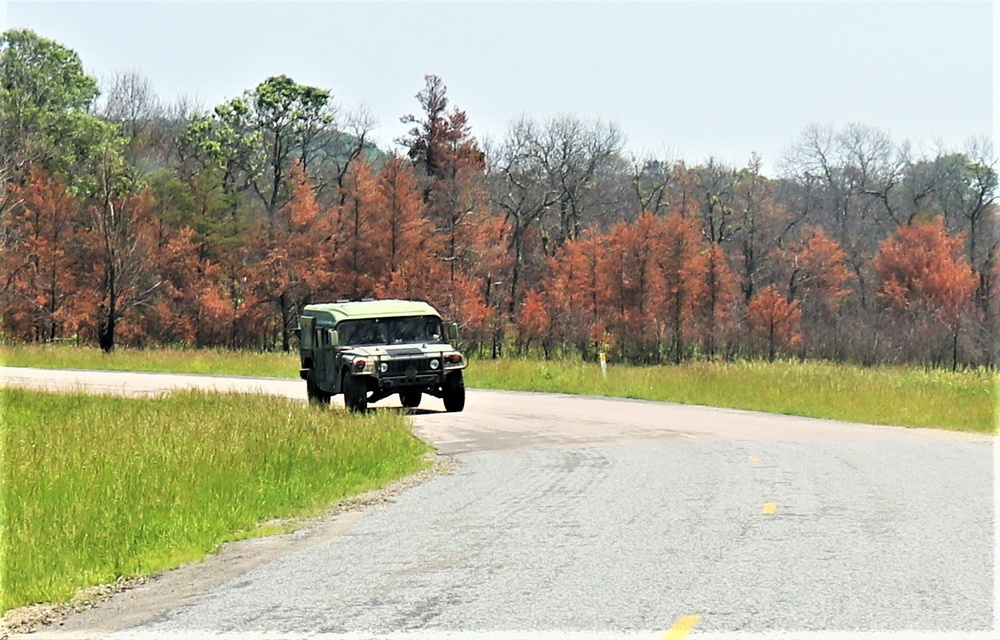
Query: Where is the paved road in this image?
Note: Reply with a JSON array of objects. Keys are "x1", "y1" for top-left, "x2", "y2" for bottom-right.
[{"x1": 2, "y1": 367, "x2": 995, "y2": 640}]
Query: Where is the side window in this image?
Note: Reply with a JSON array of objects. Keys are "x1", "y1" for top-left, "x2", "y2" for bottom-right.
[{"x1": 299, "y1": 316, "x2": 315, "y2": 350}]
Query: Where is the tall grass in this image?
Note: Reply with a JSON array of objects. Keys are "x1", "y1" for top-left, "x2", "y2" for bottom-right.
[
  {"x1": 1, "y1": 388, "x2": 428, "y2": 613},
  {"x1": 467, "y1": 359, "x2": 998, "y2": 433},
  {"x1": 3, "y1": 344, "x2": 994, "y2": 432},
  {"x1": 0, "y1": 344, "x2": 298, "y2": 379}
]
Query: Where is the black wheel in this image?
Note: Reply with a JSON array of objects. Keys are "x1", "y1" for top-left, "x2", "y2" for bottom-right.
[
  {"x1": 343, "y1": 371, "x2": 368, "y2": 413},
  {"x1": 399, "y1": 391, "x2": 422, "y2": 409},
  {"x1": 442, "y1": 371, "x2": 465, "y2": 412},
  {"x1": 307, "y1": 377, "x2": 330, "y2": 406}
]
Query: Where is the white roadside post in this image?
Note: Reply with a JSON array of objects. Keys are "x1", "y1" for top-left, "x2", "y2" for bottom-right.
[{"x1": 599, "y1": 352, "x2": 607, "y2": 381}]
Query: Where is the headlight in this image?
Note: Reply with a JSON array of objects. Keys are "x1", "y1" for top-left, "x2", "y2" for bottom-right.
[
  {"x1": 379, "y1": 362, "x2": 388, "y2": 373},
  {"x1": 429, "y1": 359, "x2": 440, "y2": 370}
]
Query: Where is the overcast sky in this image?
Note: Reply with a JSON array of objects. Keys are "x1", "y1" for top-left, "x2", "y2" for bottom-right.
[{"x1": 3, "y1": 1, "x2": 995, "y2": 175}]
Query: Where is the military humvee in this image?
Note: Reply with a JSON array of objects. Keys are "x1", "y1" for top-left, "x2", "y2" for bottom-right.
[{"x1": 296, "y1": 299, "x2": 466, "y2": 412}]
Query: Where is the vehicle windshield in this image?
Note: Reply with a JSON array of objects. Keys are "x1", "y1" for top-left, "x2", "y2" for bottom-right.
[{"x1": 337, "y1": 316, "x2": 445, "y2": 346}]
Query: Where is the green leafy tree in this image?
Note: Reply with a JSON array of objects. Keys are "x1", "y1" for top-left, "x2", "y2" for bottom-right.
[
  {"x1": 248, "y1": 75, "x2": 333, "y2": 222},
  {"x1": 0, "y1": 29, "x2": 101, "y2": 184}
]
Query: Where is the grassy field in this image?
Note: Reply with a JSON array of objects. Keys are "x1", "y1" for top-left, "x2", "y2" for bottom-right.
[
  {"x1": 0, "y1": 344, "x2": 295, "y2": 379},
  {"x1": 470, "y1": 358, "x2": 998, "y2": 433},
  {"x1": 1, "y1": 388, "x2": 429, "y2": 613},
  {"x1": 2, "y1": 344, "x2": 996, "y2": 432}
]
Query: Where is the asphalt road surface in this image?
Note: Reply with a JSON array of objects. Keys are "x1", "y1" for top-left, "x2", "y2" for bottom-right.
[{"x1": 2, "y1": 367, "x2": 995, "y2": 640}]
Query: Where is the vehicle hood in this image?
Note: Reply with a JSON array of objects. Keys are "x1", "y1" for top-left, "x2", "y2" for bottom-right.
[{"x1": 342, "y1": 344, "x2": 453, "y2": 358}]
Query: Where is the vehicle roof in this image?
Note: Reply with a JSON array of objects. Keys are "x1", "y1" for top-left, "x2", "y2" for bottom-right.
[{"x1": 301, "y1": 299, "x2": 441, "y2": 324}]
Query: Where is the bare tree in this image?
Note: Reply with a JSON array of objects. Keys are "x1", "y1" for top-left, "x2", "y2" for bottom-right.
[
  {"x1": 627, "y1": 153, "x2": 677, "y2": 217},
  {"x1": 534, "y1": 115, "x2": 627, "y2": 248},
  {"x1": 488, "y1": 116, "x2": 561, "y2": 314},
  {"x1": 694, "y1": 157, "x2": 740, "y2": 245},
  {"x1": 781, "y1": 123, "x2": 905, "y2": 308},
  {"x1": 317, "y1": 102, "x2": 374, "y2": 207},
  {"x1": 731, "y1": 153, "x2": 800, "y2": 302},
  {"x1": 101, "y1": 69, "x2": 162, "y2": 160},
  {"x1": 163, "y1": 94, "x2": 205, "y2": 172},
  {"x1": 955, "y1": 138, "x2": 997, "y2": 288}
]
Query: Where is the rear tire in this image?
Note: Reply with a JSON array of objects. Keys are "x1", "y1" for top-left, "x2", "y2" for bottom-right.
[
  {"x1": 307, "y1": 377, "x2": 330, "y2": 406},
  {"x1": 344, "y1": 372, "x2": 368, "y2": 413},
  {"x1": 400, "y1": 391, "x2": 422, "y2": 409},
  {"x1": 442, "y1": 371, "x2": 465, "y2": 412}
]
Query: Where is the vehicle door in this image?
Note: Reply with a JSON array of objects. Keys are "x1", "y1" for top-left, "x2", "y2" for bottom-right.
[
  {"x1": 312, "y1": 325, "x2": 331, "y2": 390},
  {"x1": 321, "y1": 327, "x2": 339, "y2": 391}
]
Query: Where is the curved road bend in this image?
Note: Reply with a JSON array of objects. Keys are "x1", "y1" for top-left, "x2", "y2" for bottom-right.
[{"x1": 2, "y1": 367, "x2": 994, "y2": 640}]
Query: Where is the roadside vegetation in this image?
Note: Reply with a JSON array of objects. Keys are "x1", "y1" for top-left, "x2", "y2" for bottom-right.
[
  {"x1": 3, "y1": 344, "x2": 995, "y2": 432},
  {"x1": 1, "y1": 388, "x2": 429, "y2": 613},
  {"x1": 470, "y1": 358, "x2": 997, "y2": 434},
  {"x1": 0, "y1": 343, "x2": 295, "y2": 379}
]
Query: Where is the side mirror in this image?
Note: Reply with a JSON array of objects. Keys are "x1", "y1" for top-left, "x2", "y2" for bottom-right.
[
  {"x1": 329, "y1": 329, "x2": 340, "y2": 346},
  {"x1": 447, "y1": 322, "x2": 459, "y2": 342}
]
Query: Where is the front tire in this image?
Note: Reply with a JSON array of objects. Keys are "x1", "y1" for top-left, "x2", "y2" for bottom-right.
[
  {"x1": 344, "y1": 372, "x2": 368, "y2": 413},
  {"x1": 442, "y1": 371, "x2": 465, "y2": 412},
  {"x1": 400, "y1": 391, "x2": 422, "y2": 409}
]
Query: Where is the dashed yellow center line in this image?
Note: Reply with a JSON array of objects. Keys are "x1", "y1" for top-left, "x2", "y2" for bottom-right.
[
  {"x1": 747, "y1": 454, "x2": 761, "y2": 462},
  {"x1": 663, "y1": 614, "x2": 701, "y2": 639},
  {"x1": 761, "y1": 502, "x2": 778, "y2": 515}
]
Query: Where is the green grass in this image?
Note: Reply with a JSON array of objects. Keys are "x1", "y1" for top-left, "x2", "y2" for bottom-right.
[
  {"x1": 1, "y1": 388, "x2": 429, "y2": 613},
  {"x1": 2, "y1": 344, "x2": 995, "y2": 432},
  {"x1": 0, "y1": 344, "x2": 298, "y2": 379},
  {"x1": 467, "y1": 359, "x2": 998, "y2": 433}
]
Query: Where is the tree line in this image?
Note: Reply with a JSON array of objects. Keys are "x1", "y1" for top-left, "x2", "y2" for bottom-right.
[{"x1": 1, "y1": 29, "x2": 996, "y2": 368}]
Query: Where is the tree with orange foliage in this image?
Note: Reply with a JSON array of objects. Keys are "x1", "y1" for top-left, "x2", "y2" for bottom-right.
[
  {"x1": 332, "y1": 159, "x2": 387, "y2": 299},
  {"x1": 1, "y1": 168, "x2": 86, "y2": 341},
  {"x1": 787, "y1": 226, "x2": 853, "y2": 357},
  {"x1": 398, "y1": 75, "x2": 492, "y2": 327},
  {"x1": 515, "y1": 289, "x2": 551, "y2": 356},
  {"x1": 691, "y1": 244, "x2": 740, "y2": 359},
  {"x1": 141, "y1": 227, "x2": 201, "y2": 345},
  {"x1": 599, "y1": 213, "x2": 665, "y2": 362},
  {"x1": 147, "y1": 227, "x2": 233, "y2": 348},
  {"x1": 657, "y1": 213, "x2": 707, "y2": 363},
  {"x1": 747, "y1": 284, "x2": 802, "y2": 362},
  {"x1": 466, "y1": 214, "x2": 512, "y2": 357},
  {"x1": 399, "y1": 75, "x2": 485, "y2": 186},
  {"x1": 250, "y1": 164, "x2": 334, "y2": 350},
  {"x1": 373, "y1": 156, "x2": 437, "y2": 300},
  {"x1": 789, "y1": 227, "x2": 853, "y2": 313},
  {"x1": 873, "y1": 217, "x2": 977, "y2": 368},
  {"x1": 544, "y1": 235, "x2": 606, "y2": 358}
]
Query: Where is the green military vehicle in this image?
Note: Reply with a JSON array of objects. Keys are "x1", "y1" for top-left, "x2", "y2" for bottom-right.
[{"x1": 297, "y1": 299, "x2": 467, "y2": 412}]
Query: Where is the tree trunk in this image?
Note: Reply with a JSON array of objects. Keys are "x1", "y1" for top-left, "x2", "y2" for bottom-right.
[
  {"x1": 768, "y1": 319, "x2": 776, "y2": 362},
  {"x1": 98, "y1": 305, "x2": 116, "y2": 353},
  {"x1": 951, "y1": 326, "x2": 959, "y2": 372}
]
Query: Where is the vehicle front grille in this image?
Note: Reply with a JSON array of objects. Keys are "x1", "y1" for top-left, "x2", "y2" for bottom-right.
[{"x1": 384, "y1": 358, "x2": 432, "y2": 376}]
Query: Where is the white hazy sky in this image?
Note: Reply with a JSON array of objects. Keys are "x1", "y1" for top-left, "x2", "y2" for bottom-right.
[{"x1": 2, "y1": 1, "x2": 995, "y2": 175}]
